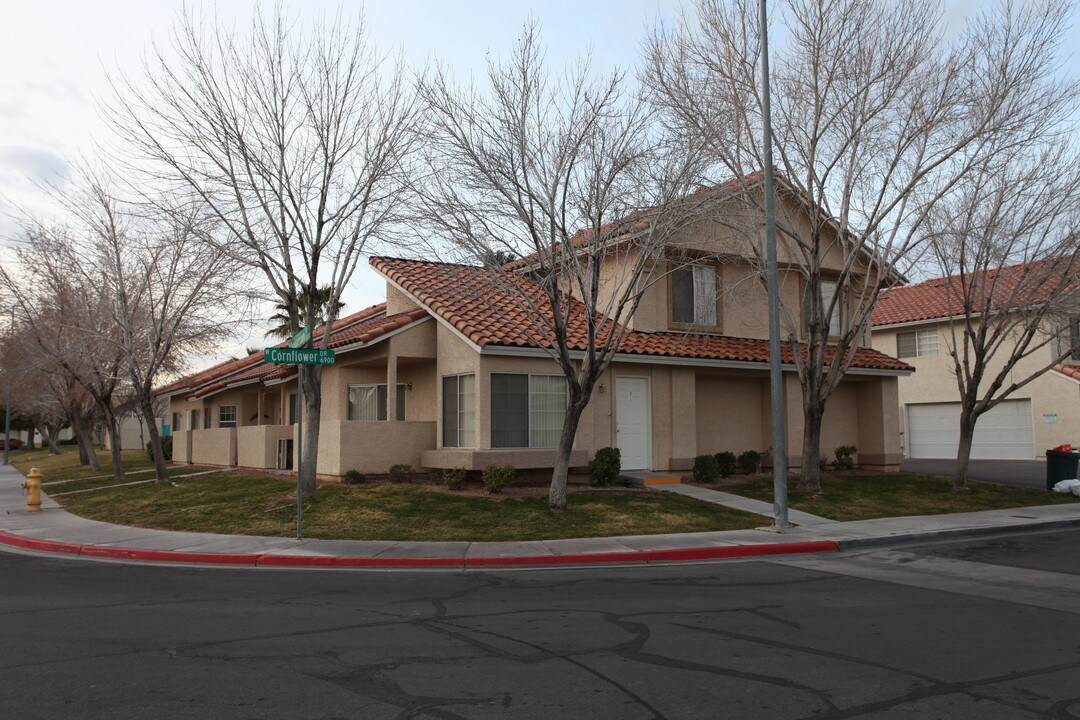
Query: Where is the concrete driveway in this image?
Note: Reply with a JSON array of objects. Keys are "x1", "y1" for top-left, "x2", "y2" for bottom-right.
[{"x1": 901, "y1": 458, "x2": 1050, "y2": 488}]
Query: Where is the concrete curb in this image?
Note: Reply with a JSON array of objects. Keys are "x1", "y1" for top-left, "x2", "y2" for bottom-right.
[
  {"x1": 0, "y1": 530, "x2": 839, "y2": 569},
  {"x1": 835, "y1": 516, "x2": 1080, "y2": 550}
]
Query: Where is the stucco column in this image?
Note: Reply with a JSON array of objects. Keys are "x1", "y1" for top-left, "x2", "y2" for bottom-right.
[
  {"x1": 387, "y1": 354, "x2": 399, "y2": 422},
  {"x1": 856, "y1": 377, "x2": 903, "y2": 471},
  {"x1": 783, "y1": 373, "x2": 803, "y2": 470},
  {"x1": 669, "y1": 367, "x2": 697, "y2": 470}
]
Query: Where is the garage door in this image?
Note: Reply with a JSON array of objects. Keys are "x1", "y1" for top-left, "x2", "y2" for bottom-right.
[{"x1": 906, "y1": 400, "x2": 1033, "y2": 460}]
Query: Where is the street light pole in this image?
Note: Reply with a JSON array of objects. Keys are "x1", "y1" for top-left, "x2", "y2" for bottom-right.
[{"x1": 760, "y1": 0, "x2": 790, "y2": 530}]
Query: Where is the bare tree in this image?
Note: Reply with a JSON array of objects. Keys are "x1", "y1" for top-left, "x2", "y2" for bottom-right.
[
  {"x1": 1, "y1": 232, "x2": 129, "y2": 477},
  {"x1": 416, "y1": 25, "x2": 708, "y2": 511},
  {"x1": 920, "y1": 139, "x2": 1080, "y2": 488},
  {"x1": 645, "y1": 0, "x2": 1078, "y2": 490},
  {"x1": 49, "y1": 168, "x2": 255, "y2": 483},
  {"x1": 106, "y1": 7, "x2": 420, "y2": 495}
]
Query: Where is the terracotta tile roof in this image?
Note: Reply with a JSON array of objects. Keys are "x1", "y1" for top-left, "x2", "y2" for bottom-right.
[
  {"x1": 156, "y1": 303, "x2": 429, "y2": 399},
  {"x1": 371, "y1": 256, "x2": 912, "y2": 372},
  {"x1": 1056, "y1": 365, "x2": 1080, "y2": 382},
  {"x1": 872, "y1": 257, "x2": 1080, "y2": 327}
]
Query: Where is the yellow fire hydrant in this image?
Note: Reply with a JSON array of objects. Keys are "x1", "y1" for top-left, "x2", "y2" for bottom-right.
[{"x1": 22, "y1": 468, "x2": 42, "y2": 513}]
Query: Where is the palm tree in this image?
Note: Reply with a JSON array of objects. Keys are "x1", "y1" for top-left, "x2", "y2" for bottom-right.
[{"x1": 265, "y1": 286, "x2": 346, "y2": 340}]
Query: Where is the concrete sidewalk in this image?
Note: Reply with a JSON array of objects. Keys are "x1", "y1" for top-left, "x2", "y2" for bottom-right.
[{"x1": 2, "y1": 462, "x2": 1079, "y2": 569}]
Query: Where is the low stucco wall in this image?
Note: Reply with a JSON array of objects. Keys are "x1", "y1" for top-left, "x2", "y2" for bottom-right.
[
  {"x1": 421, "y1": 448, "x2": 590, "y2": 471},
  {"x1": 237, "y1": 425, "x2": 295, "y2": 470},
  {"x1": 190, "y1": 428, "x2": 237, "y2": 467},
  {"x1": 318, "y1": 421, "x2": 437, "y2": 476},
  {"x1": 172, "y1": 430, "x2": 191, "y2": 464}
]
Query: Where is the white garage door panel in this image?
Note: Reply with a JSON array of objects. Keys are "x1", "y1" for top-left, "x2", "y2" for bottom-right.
[{"x1": 907, "y1": 400, "x2": 1033, "y2": 460}]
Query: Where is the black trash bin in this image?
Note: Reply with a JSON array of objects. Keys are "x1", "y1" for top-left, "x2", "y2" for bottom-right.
[{"x1": 1046, "y1": 449, "x2": 1080, "y2": 490}]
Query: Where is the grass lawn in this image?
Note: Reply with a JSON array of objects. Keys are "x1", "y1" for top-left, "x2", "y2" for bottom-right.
[
  {"x1": 53, "y1": 473, "x2": 765, "y2": 542},
  {"x1": 720, "y1": 472, "x2": 1079, "y2": 522},
  {"x1": 9, "y1": 446, "x2": 153, "y2": 481}
]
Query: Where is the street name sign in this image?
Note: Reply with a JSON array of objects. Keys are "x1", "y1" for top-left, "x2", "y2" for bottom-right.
[
  {"x1": 264, "y1": 347, "x2": 336, "y2": 365},
  {"x1": 288, "y1": 326, "x2": 312, "y2": 348}
]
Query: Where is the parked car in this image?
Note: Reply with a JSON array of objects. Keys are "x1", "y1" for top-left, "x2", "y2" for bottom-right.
[{"x1": 0, "y1": 438, "x2": 22, "y2": 451}]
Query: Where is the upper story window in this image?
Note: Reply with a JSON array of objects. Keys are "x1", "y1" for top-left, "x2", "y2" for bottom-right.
[
  {"x1": 671, "y1": 263, "x2": 718, "y2": 327},
  {"x1": 218, "y1": 405, "x2": 237, "y2": 428},
  {"x1": 897, "y1": 329, "x2": 938, "y2": 358},
  {"x1": 347, "y1": 383, "x2": 406, "y2": 421},
  {"x1": 803, "y1": 279, "x2": 842, "y2": 337},
  {"x1": 491, "y1": 373, "x2": 567, "y2": 448},
  {"x1": 442, "y1": 374, "x2": 475, "y2": 448}
]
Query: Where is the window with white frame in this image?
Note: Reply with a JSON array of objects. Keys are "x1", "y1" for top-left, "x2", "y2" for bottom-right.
[
  {"x1": 442, "y1": 374, "x2": 475, "y2": 448},
  {"x1": 1069, "y1": 317, "x2": 1080, "y2": 362},
  {"x1": 897, "y1": 329, "x2": 939, "y2": 358},
  {"x1": 671, "y1": 263, "x2": 718, "y2": 326},
  {"x1": 171, "y1": 412, "x2": 181, "y2": 432},
  {"x1": 490, "y1": 373, "x2": 568, "y2": 448},
  {"x1": 190, "y1": 409, "x2": 201, "y2": 430},
  {"x1": 218, "y1": 405, "x2": 237, "y2": 428},
  {"x1": 347, "y1": 384, "x2": 406, "y2": 421},
  {"x1": 820, "y1": 280, "x2": 841, "y2": 336}
]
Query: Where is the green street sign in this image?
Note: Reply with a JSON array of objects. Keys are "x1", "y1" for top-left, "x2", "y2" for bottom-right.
[
  {"x1": 288, "y1": 325, "x2": 312, "y2": 348},
  {"x1": 264, "y1": 347, "x2": 336, "y2": 365}
]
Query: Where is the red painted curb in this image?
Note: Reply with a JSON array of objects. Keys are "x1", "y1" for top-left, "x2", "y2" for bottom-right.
[
  {"x1": 256, "y1": 554, "x2": 465, "y2": 568},
  {"x1": 0, "y1": 531, "x2": 82, "y2": 556},
  {"x1": 78, "y1": 545, "x2": 261, "y2": 565},
  {"x1": 0, "y1": 530, "x2": 839, "y2": 568}
]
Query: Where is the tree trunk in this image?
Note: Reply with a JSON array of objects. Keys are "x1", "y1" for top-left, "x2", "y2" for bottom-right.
[
  {"x1": 549, "y1": 398, "x2": 588, "y2": 512},
  {"x1": 140, "y1": 394, "x2": 170, "y2": 483},
  {"x1": 70, "y1": 413, "x2": 101, "y2": 470},
  {"x1": 26, "y1": 421, "x2": 37, "y2": 450},
  {"x1": 43, "y1": 425, "x2": 61, "y2": 455},
  {"x1": 798, "y1": 402, "x2": 824, "y2": 492},
  {"x1": 954, "y1": 412, "x2": 977, "y2": 490},
  {"x1": 298, "y1": 366, "x2": 322, "y2": 497},
  {"x1": 100, "y1": 404, "x2": 125, "y2": 480}
]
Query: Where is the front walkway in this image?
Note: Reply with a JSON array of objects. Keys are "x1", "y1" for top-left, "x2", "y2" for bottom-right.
[{"x1": 2, "y1": 463, "x2": 1078, "y2": 569}]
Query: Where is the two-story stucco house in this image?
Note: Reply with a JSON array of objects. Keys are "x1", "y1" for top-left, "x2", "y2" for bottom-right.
[
  {"x1": 870, "y1": 264, "x2": 1080, "y2": 460},
  {"x1": 160, "y1": 193, "x2": 912, "y2": 479}
]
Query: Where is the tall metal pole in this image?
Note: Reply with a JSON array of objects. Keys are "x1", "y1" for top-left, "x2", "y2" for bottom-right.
[
  {"x1": 295, "y1": 362, "x2": 304, "y2": 540},
  {"x1": 760, "y1": 0, "x2": 790, "y2": 530}
]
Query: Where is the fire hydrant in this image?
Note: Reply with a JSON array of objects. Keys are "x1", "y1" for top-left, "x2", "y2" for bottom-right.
[{"x1": 22, "y1": 468, "x2": 42, "y2": 513}]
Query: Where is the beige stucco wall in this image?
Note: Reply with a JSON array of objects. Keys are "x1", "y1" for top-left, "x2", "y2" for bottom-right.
[
  {"x1": 695, "y1": 375, "x2": 768, "y2": 457},
  {"x1": 190, "y1": 427, "x2": 237, "y2": 467},
  {"x1": 872, "y1": 321, "x2": 1080, "y2": 457},
  {"x1": 317, "y1": 420, "x2": 437, "y2": 476},
  {"x1": 236, "y1": 425, "x2": 295, "y2": 470}
]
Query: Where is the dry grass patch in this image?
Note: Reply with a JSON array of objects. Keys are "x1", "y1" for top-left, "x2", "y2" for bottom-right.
[
  {"x1": 55, "y1": 472, "x2": 763, "y2": 542},
  {"x1": 718, "y1": 472, "x2": 1078, "y2": 522}
]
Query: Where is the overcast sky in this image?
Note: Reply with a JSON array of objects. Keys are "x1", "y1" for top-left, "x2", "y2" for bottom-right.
[
  {"x1": 0, "y1": 0, "x2": 684, "y2": 361},
  {"x1": 1, "y1": 0, "x2": 1074, "y2": 366}
]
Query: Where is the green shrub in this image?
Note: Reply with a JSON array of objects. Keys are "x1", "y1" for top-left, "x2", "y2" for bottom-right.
[
  {"x1": 481, "y1": 464, "x2": 515, "y2": 494},
  {"x1": 737, "y1": 450, "x2": 762, "y2": 474},
  {"x1": 442, "y1": 467, "x2": 468, "y2": 490},
  {"x1": 590, "y1": 447, "x2": 621, "y2": 487},
  {"x1": 714, "y1": 451, "x2": 738, "y2": 477},
  {"x1": 834, "y1": 445, "x2": 858, "y2": 470},
  {"x1": 388, "y1": 464, "x2": 413, "y2": 483},
  {"x1": 692, "y1": 454, "x2": 720, "y2": 482},
  {"x1": 145, "y1": 436, "x2": 173, "y2": 462},
  {"x1": 343, "y1": 469, "x2": 366, "y2": 485}
]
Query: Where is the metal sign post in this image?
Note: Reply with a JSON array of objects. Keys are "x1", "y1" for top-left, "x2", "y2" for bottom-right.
[{"x1": 263, "y1": 327, "x2": 337, "y2": 540}]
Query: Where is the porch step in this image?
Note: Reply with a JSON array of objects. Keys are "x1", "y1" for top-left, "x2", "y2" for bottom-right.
[{"x1": 621, "y1": 472, "x2": 682, "y2": 487}]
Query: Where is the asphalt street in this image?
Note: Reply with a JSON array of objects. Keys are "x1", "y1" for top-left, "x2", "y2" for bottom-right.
[{"x1": 3, "y1": 529, "x2": 1080, "y2": 719}]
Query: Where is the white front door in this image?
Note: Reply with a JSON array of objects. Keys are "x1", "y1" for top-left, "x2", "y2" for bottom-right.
[{"x1": 616, "y1": 377, "x2": 651, "y2": 470}]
